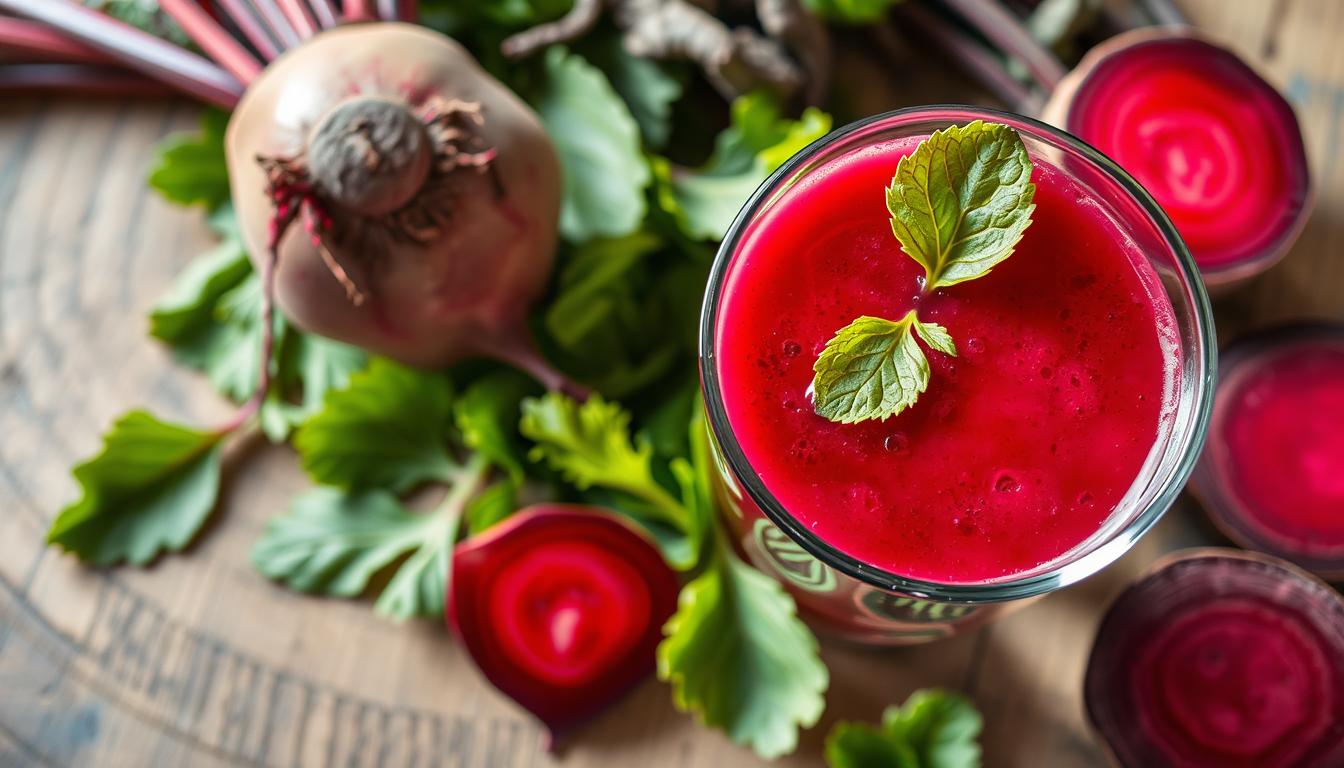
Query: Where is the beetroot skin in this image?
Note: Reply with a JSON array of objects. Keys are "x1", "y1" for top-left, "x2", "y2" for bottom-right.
[
  {"x1": 1044, "y1": 29, "x2": 1311, "y2": 289},
  {"x1": 1191, "y1": 323, "x2": 1344, "y2": 578},
  {"x1": 1084, "y1": 549, "x2": 1344, "y2": 768},
  {"x1": 448, "y1": 505, "x2": 679, "y2": 747},
  {"x1": 226, "y1": 23, "x2": 564, "y2": 379}
]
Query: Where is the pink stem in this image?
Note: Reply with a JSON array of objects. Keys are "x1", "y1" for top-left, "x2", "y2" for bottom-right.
[
  {"x1": 0, "y1": 62, "x2": 173, "y2": 96},
  {"x1": 306, "y1": 0, "x2": 339, "y2": 28},
  {"x1": 887, "y1": 5, "x2": 1039, "y2": 113},
  {"x1": 161, "y1": 0, "x2": 263, "y2": 83},
  {"x1": 935, "y1": 0, "x2": 1066, "y2": 91},
  {"x1": 0, "y1": 0, "x2": 242, "y2": 107},
  {"x1": 0, "y1": 17, "x2": 114, "y2": 65},
  {"x1": 276, "y1": 0, "x2": 318, "y2": 38},
  {"x1": 251, "y1": 0, "x2": 302, "y2": 48},
  {"x1": 343, "y1": 0, "x2": 376, "y2": 21},
  {"x1": 396, "y1": 0, "x2": 417, "y2": 22},
  {"x1": 218, "y1": 241, "x2": 279, "y2": 434},
  {"x1": 377, "y1": 0, "x2": 398, "y2": 21},
  {"x1": 216, "y1": 0, "x2": 281, "y2": 60}
]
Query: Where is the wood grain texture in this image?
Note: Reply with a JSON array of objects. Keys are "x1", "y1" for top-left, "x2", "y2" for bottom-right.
[{"x1": 1, "y1": 1, "x2": 1341, "y2": 765}]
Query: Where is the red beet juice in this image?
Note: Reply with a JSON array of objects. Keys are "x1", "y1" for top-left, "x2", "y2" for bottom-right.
[{"x1": 714, "y1": 136, "x2": 1180, "y2": 583}]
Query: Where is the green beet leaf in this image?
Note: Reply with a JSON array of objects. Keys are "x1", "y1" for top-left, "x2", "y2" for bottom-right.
[
  {"x1": 295, "y1": 359, "x2": 459, "y2": 493},
  {"x1": 48, "y1": 410, "x2": 225, "y2": 566},
  {"x1": 590, "y1": 37, "x2": 683, "y2": 148},
  {"x1": 825, "y1": 689, "x2": 983, "y2": 768},
  {"x1": 453, "y1": 370, "x2": 537, "y2": 484},
  {"x1": 147, "y1": 108, "x2": 232, "y2": 212},
  {"x1": 655, "y1": 92, "x2": 832, "y2": 241},
  {"x1": 251, "y1": 465, "x2": 488, "y2": 621},
  {"x1": 886, "y1": 120, "x2": 1036, "y2": 290},
  {"x1": 536, "y1": 46, "x2": 650, "y2": 242},
  {"x1": 658, "y1": 551, "x2": 829, "y2": 759}
]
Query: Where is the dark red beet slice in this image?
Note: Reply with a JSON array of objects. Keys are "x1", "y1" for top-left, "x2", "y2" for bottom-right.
[
  {"x1": 448, "y1": 505, "x2": 679, "y2": 748},
  {"x1": 1190, "y1": 323, "x2": 1344, "y2": 578},
  {"x1": 1044, "y1": 29, "x2": 1311, "y2": 289},
  {"x1": 1085, "y1": 549, "x2": 1344, "y2": 768}
]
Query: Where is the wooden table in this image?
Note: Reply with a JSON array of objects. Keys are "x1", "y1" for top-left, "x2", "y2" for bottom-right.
[{"x1": 1, "y1": 2, "x2": 1340, "y2": 765}]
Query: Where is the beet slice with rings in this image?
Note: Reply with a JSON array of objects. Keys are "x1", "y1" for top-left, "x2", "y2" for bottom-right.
[
  {"x1": 448, "y1": 505, "x2": 680, "y2": 750},
  {"x1": 1084, "y1": 549, "x2": 1344, "y2": 768},
  {"x1": 1190, "y1": 323, "x2": 1344, "y2": 578},
  {"x1": 1044, "y1": 29, "x2": 1312, "y2": 290}
]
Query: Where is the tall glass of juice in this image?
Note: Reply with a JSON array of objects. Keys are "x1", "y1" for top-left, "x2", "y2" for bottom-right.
[{"x1": 700, "y1": 106, "x2": 1215, "y2": 645}]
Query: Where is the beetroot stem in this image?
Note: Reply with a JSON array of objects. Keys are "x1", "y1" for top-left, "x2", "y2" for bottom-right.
[
  {"x1": 216, "y1": 0, "x2": 281, "y2": 61},
  {"x1": 342, "y1": 0, "x2": 377, "y2": 21},
  {"x1": 882, "y1": 6, "x2": 1039, "y2": 113},
  {"x1": 161, "y1": 0, "x2": 263, "y2": 84},
  {"x1": 0, "y1": 18, "x2": 115, "y2": 66},
  {"x1": 376, "y1": 0, "x2": 399, "y2": 21},
  {"x1": 396, "y1": 0, "x2": 418, "y2": 23},
  {"x1": 306, "y1": 0, "x2": 339, "y2": 29},
  {"x1": 276, "y1": 0, "x2": 319, "y2": 38},
  {"x1": 935, "y1": 0, "x2": 1066, "y2": 91},
  {"x1": 0, "y1": 63, "x2": 172, "y2": 96},
  {"x1": 488, "y1": 327, "x2": 590, "y2": 401},
  {"x1": 218, "y1": 245, "x2": 280, "y2": 435},
  {"x1": 249, "y1": 0, "x2": 302, "y2": 49},
  {"x1": 0, "y1": 0, "x2": 242, "y2": 107}
]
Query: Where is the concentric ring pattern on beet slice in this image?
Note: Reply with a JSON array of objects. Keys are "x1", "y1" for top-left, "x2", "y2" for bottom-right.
[
  {"x1": 1084, "y1": 549, "x2": 1344, "y2": 768},
  {"x1": 1191, "y1": 323, "x2": 1344, "y2": 578}
]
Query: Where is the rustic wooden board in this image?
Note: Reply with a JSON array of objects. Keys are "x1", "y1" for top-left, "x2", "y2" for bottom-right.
[{"x1": 1, "y1": 1, "x2": 1341, "y2": 765}]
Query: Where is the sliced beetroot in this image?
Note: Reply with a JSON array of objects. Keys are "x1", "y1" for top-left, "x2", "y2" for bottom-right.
[
  {"x1": 1191, "y1": 323, "x2": 1344, "y2": 578},
  {"x1": 1085, "y1": 549, "x2": 1344, "y2": 768},
  {"x1": 1044, "y1": 29, "x2": 1311, "y2": 288},
  {"x1": 448, "y1": 505, "x2": 679, "y2": 748}
]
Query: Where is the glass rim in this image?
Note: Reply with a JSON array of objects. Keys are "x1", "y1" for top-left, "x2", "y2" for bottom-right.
[{"x1": 698, "y1": 104, "x2": 1217, "y2": 603}]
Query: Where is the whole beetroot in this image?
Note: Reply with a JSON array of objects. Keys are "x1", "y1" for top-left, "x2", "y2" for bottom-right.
[{"x1": 226, "y1": 23, "x2": 568, "y2": 387}]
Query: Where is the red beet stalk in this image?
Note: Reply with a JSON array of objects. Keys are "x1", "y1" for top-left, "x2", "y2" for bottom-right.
[
  {"x1": 0, "y1": 0, "x2": 242, "y2": 107},
  {"x1": 215, "y1": 0, "x2": 282, "y2": 60},
  {"x1": 276, "y1": 0, "x2": 318, "y2": 38},
  {"x1": 935, "y1": 0, "x2": 1066, "y2": 91},
  {"x1": 249, "y1": 0, "x2": 302, "y2": 49},
  {"x1": 343, "y1": 0, "x2": 377, "y2": 21},
  {"x1": 0, "y1": 17, "x2": 114, "y2": 66},
  {"x1": 308, "y1": 0, "x2": 339, "y2": 28},
  {"x1": 0, "y1": 62, "x2": 172, "y2": 96},
  {"x1": 160, "y1": 0, "x2": 263, "y2": 83}
]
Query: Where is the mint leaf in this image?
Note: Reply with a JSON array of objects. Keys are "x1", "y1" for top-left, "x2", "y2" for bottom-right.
[
  {"x1": 813, "y1": 311, "x2": 941, "y2": 424},
  {"x1": 251, "y1": 463, "x2": 487, "y2": 621},
  {"x1": 825, "y1": 689, "x2": 983, "y2": 768},
  {"x1": 295, "y1": 359, "x2": 459, "y2": 493},
  {"x1": 148, "y1": 108, "x2": 231, "y2": 211},
  {"x1": 48, "y1": 411, "x2": 224, "y2": 566},
  {"x1": 654, "y1": 93, "x2": 831, "y2": 241},
  {"x1": 886, "y1": 121, "x2": 1035, "y2": 289},
  {"x1": 913, "y1": 318, "x2": 957, "y2": 356},
  {"x1": 803, "y1": 0, "x2": 902, "y2": 23},
  {"x1": 658, "y1": 550, "x2": 828, "y2": 759},
  {"x1": 536, "y1": 46, "x2": 649, "y2": 242}
]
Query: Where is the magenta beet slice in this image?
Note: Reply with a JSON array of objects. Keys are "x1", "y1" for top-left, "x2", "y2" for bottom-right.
[
  {"x1": 448, "y1": 505, "x2": 679, "y2": 747},
  {"x1": 1191, "y1": 323, "x2": 1344, "y2": 578},
  {"x1": 1044, "y1": 29, "x2": 1311, "y2": 288},
  {"x1": 1085, "y1": 549, "x2": 1344, "y2": 768}
]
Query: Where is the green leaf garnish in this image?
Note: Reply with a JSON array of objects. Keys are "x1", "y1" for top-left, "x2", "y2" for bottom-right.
[
  {"x1": 824, "y1": 688, "x2": 983, "y2": 768},
  {"x1": 295, "y1": 359, "x2": 459, "y2": 493},
  {"x1": 48, "y1": 411, "x2": 224, "y2": 566},
  {"x1": 887, "y1": 120, "x2": 1036, "y2": 290},
  {"x1": 658, "y1": 549, "x2": 829, "y2": 759},
  {"x1": 813, "y1": 121, "x2": 1031, "y2": 425},
  {"x1": 812, "y1": 311, "x2": 955, "y2": 424}
]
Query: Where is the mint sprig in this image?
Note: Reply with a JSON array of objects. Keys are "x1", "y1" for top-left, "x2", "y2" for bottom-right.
[{"x1": 813, "y1": 121, "x2": 1034, "y2": 424}]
